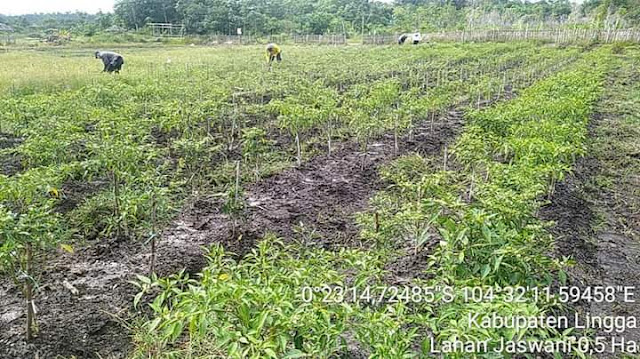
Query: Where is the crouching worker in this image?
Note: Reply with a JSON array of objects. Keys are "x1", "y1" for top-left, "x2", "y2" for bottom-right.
[
  {"x1": 412, "y1": 32, "x2": 422, "y2": 45},
  {"x1": 95, "y1": 50, "x2": 124, "y2": 73},
  {"x1": 399, "y1": 32, "x2": 422, "y2": 45},
  {"x1": 265, "y1": 43, "x2": 282, "y2": 65}
]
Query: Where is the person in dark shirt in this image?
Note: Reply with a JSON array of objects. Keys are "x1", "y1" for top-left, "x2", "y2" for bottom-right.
[{"x1": 95, "y1": 51, "x2": 124, "y2": 73}]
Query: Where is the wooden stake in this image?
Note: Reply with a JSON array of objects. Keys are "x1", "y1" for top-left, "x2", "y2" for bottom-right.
[
  {"x1": 361, "y1": 137, "x2": 369, "y2": 170},
  {"x1": 25, "y1": 243, "x2": 34, "y2": 341},
  {"x1": 394, "y1": 127, "x2": 399, "y2": 155},
  {"x1": 430, "y1": 111, "x2": 435, "y2": 132},
  {"x1": 235, "y1": 161, "x2": 241, "y2": 203},
  {"x1": 112, "y1": 170, "x2": 121, "y2": 238},
  {"x1": 149, "y1": 192, "x2": 157, "y2": 276},
  {"x1": 295, "y1": 132, "x2": 302, "y2": 166},
  {"x1": 327, "y1": 121, "x2": 332, "y2": 156},
  {"x1": 443, "y1": 145, "x2": 448, "y2": 171},
  {"x1": 469, "y1": 168, "x2": 475, "y2": 201}
]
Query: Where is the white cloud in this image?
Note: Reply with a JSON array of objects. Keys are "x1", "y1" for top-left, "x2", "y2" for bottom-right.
[{"x1": 1, "y1": 0, "x2": 115, "y2": 16}]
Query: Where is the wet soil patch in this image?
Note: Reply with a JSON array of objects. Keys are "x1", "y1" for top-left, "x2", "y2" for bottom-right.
[
  {"x1": 0, "y1": 107, "x2": 465, "y2": 358},
  {"x1": 0, "y1": 132, "x2": 23, "y2": 150},
  {"x1": 540, "y1": 110, "x2": 640, "y2": 358},
  {"x1": 0, "y1": 240, "x2": 142, "y2": 359},
  {"x1": 0, "y1": 224, "x2": 218, "y2": 359},
  {"x1": 149, "y1": 126, "x2": 180, "y2": 147},
  {"x1": 539, "y1": 154, "x2": 601, "y2": 282},
  {"x1": 0, "y1": 152, "x2": 23, "y2": 176},
  {"x1": 0, "y1": 132, "x2": 24, "y2": 176},
  {"x1": 55, "y1": 178, "x2": 109, "y2": 214},
  {"x1": 157, "y1": 109, "x2": 466, "y2": 271}
]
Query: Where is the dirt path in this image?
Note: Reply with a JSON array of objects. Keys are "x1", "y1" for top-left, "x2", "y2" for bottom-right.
[
  {"x1": 540, "y1": 57, "x2": 640, "y2": 358},
  {"x1": 0, "y1": 108, "x2": 464, "y2": 359}
]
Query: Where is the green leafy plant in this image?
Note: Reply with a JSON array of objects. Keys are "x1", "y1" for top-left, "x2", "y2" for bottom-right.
[
  {"x1": 0, "y1": 169, "x2": 67, "y2": 340},
  {"x1": 131, "y1": 237, "x2": 384, "y2": 359}
]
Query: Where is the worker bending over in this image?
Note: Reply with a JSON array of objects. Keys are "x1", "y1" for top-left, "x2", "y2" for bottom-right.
[
  {"x1": 265, "y1": 43, "x2": 282, "y2": 65},
  {"x1": 95, "y1": 50, "x2": 125, "y2": 73},
  {"x1": 412, "y1": 32, "x2": 422, "y2": 44},
  {"x1": 398, "y1": 32, "x2": 422, "y2": 45}
]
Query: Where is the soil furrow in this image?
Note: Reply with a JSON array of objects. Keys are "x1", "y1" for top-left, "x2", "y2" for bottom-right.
[
  {"x1": 0, "y1": 109, "x2": 464, "y2": 359},
  {"x1": 541, "y1": 59, "x2": 640, "y2": 358}
]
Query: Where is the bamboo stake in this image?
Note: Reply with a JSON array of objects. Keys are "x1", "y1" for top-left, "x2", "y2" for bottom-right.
[
  {"x1": 443, "y1": 145, "x2": 448, "y2": 171},
  {"x1": 149, "y1": 192, "x2": 157, "y2": 276},
  {"x1": 25, "y1": 242, "x2": 34, "y2": 341}
]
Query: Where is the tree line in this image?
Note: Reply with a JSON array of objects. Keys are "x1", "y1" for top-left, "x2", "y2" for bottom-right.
[{"x1": 1, "y1": 0, "x2": 639, "y2": 37}]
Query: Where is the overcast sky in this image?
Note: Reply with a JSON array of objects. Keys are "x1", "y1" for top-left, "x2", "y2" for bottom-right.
[
  {"x1": 0, "y1": 0, "x2": 115, "y2": 16},
  {"x1": 0, "y1": 0, "x2": 578, "y2": 16}
]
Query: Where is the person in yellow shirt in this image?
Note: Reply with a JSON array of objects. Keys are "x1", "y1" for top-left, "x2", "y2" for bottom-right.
[{"x1": 265, "y1": 43, "x2": 282, "y2": 65}]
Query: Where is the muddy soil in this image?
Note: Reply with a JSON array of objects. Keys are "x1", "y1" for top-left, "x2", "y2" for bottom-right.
[
  {"x1": 540, "y1": 81, "x2": 640, "y2": 357},
  {"x1": 540, "y1": 155, "x2": 601, "y2": 282},
  {"x1": 0, "y1": 132, "x2": 24, "y2": 176},
  {"x1": 0, "y1": 108, "x2": 464, "y2": 359},
  {"x1": 541, "y1": 145, "x2": 640, "y2": 359},
  {"x1": 55, "y1": 178, "x2": 110, "y2": 215},
  {"x1": 151, "y1": 109, "x2": 465, "y2": 278},
  {"x1": 0, "y1": 133, "x2": 23, "y2": 150}
]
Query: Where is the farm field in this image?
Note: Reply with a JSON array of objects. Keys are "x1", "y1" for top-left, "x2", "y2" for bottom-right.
[{"x1": 0, "y1": 43, "x2": 638, "y2": 358}]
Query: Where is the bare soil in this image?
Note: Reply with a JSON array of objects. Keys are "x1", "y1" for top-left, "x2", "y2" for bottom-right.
[
  {"x1": 540, "y1": 69, "x2": 640, "y2": 358},
  {"x1": 0, "y1": 109, "x2": 464, "y2": 359},
  {"x1": 0, "y1": 132, "x2": 23, "y2": 176},
  {"x1": 541, "y1": 144, "x2": 640, "y2": 359}
]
